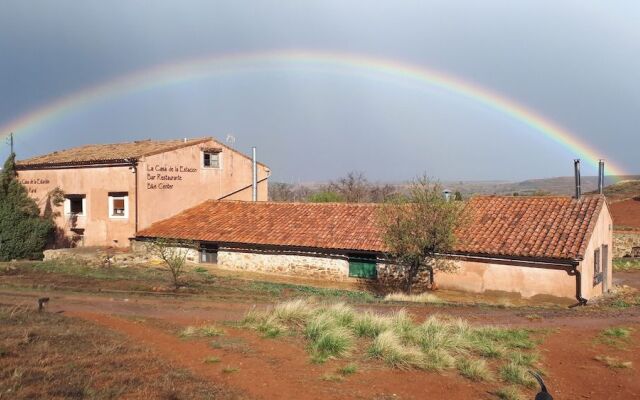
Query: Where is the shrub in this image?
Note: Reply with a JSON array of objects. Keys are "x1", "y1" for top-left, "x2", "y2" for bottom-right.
[{"x1": 0, "y1": 153, "x2": 60, "y2": 261}]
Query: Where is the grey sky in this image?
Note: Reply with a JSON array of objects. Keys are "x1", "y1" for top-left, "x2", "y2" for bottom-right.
[{"x1": 1, "y1": 1, "x2": 638, "y2": 182}]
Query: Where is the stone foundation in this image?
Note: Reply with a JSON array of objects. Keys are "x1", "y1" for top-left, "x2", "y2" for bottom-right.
[
  {"x1": 613, "y1": 231, "x2": 640, "y2": 258},
  {"x1": 217, "y1": 249, "x2": 350, "y2": 281}
]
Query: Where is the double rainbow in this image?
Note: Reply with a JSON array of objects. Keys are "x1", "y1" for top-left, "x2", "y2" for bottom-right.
[{"x1": 0, "y1": 49, "x2": 625, "y2": 176}]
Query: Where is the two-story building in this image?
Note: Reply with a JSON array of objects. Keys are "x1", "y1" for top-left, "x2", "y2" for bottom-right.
[{"x1": 16, "y1": 137, "x2": 269, "y2": 247}]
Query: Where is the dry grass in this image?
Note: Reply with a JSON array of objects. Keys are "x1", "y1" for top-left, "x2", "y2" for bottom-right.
[
  {"x1": 595, "y1": 355, "x2": 633, "y2": 369},
  {"x1": 179, "y1": 324, "x2": 225, "y2": 338},
  {"x1": 0, "y1": 304, "x2": 236, "y2": 399},
  {"x1": 384, "y1": 292, "x2": 444, "y2": 304},
  {"x1": 242, "y1": 299, "x2": 542, "y2": 389}
]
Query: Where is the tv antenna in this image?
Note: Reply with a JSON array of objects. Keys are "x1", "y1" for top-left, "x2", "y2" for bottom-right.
[{"x1": 226, "y1": 134, "x2": 236, "y2": 145}]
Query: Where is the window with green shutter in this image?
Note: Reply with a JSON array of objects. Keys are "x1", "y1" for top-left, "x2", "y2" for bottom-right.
[{"x1": 348, "y1": 254, "x2": 377, "y2": 279}]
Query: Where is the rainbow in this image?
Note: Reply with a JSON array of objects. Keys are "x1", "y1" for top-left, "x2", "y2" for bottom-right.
[{"x1": 0, "y1": 49, "x2": 626, "y2": 176}]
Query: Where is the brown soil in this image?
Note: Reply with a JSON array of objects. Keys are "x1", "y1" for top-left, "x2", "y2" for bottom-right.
[
  {"x1": 611, "y1": 198, "x2": 640, "y2": 230},
  {"x1": 2, "y1": 288, "x2": 640, "y2": 399}
]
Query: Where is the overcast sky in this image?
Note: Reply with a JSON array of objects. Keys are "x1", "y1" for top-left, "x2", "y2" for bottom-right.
[{"x1": 0, "y1": 1, "x2": 638, "y2": 182}]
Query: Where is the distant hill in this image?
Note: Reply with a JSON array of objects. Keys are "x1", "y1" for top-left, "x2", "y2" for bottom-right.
[
  {"x1": 444, "y1": 175, "x2": 640, "y2": 197},
  {"x1": 589, "y1": 179, "x2": 640, "y2": 201}
]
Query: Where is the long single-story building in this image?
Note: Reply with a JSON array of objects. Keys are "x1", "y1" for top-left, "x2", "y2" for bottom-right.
[
  {"x1": 17, "y1": 137, "x2": 269, "y2": 247},
  {"x1": 136, "y1": 194, "x2": 613, "y2": 303}
]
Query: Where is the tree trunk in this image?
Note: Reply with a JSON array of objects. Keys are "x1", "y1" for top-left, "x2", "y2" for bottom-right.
[{"x1": 405, "y1": 260, "x2": 420, "y2": 294}]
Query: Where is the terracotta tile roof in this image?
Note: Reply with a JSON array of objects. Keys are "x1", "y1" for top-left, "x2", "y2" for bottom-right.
[
  {"x1": 138, "y1": 201, "x2": 385, "y2": 253},
  {"x1": 455, "y1": 195, "x2": 605, "y2": 261},
  {"x1": 17, "y1": 137, "x2": 212, "y2": 167},
  {"x1": 137, "y1": 195, "x2": 606, "y2": 261}
]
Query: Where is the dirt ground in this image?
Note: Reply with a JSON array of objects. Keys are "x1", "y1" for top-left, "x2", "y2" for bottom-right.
[
  {"x1": 2, "y1": 262, "x2": 640, "y2": 399},
  {"x1": 610, "y1": 198, "x2": 640, "y2": 229}
]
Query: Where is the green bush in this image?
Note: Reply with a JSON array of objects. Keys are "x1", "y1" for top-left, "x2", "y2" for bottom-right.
[{"x1": 0, "y1": 154, "x2": 59, "y2": 261}]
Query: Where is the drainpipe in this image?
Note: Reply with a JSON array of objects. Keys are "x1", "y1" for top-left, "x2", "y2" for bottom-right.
[
  {"x1": 568, "y1": 267, "x2": 588, "y2": 307},
  {"x1": 252, "y1": 147, "x2": 257, "y2": 202},
  {"x1": 126, "y1": 159, "x2": 139, "y2": 234}
]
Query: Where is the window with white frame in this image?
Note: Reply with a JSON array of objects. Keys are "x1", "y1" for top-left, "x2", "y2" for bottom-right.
[
  {"x1": 108, "y1": 192, "x2": 129, "y2": 218},
  {"x1": 203, "y1": 151, "x2": 221, "y2": 168},
  {"x1": 64, "y1": 195, "x2": 86, "y2": 216}
]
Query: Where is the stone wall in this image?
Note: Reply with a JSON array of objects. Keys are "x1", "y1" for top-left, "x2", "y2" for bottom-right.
[
  {"x1": 613, "y1": 231, "x2": 640, "y2": 258},
  {"x1": 43, "y1": 247, "x2": 151, "y2": 266},
  {"x1": 217, "y1": 249, "x2": 350, "y2": 280}
]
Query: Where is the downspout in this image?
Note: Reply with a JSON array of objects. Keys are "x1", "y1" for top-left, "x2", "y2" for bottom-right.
[
  {"x1": 125, "y1": 159, "x2": 139, "y2": 235},
  {"x1": 567, "y1": 266, "x2": 588, "y2": 307}
]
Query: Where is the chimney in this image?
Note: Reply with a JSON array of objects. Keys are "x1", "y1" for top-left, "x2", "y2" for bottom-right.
[
  {"x1": 574, "y1": 159, "x2": 581, "y2": 199},
  {"x1": 183, "y1": 137, "x2": 187, "y2": 143},
  {"x1": 598, "y1": 159, "x2": 605, "y2": 194},
  {"x1": 252, "y1": 147, "x2": 258, "y2": 202}
]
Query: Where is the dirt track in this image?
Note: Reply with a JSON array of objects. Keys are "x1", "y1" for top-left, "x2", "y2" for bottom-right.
[{"x1": 2, "y1": 288, "x2": 640, "y2": 400}]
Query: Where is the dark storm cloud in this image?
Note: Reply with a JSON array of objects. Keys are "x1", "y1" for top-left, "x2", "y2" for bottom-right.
[{"x1": 0, "y1": 1, "x2": 638, "y2": 180}]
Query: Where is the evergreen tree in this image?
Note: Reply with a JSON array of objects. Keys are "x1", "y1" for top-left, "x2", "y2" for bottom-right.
[{"x1": 0, "y1": 153, "x2": 55, "y2": 260}]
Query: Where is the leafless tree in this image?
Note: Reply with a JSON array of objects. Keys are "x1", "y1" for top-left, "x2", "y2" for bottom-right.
[
  {"x1": 329, "y1": 171, "x2": 369, "y2": 203},
  {"x1": 147, "y1": 238, "x2": 196, "y2": 289}
]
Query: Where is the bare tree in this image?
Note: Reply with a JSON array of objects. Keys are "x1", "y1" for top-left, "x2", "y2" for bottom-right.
[
  {"x1": 329, "y1": 171, "x2": 369, "y2": 203},
  {"x1": 369, "y1": 183, "x2": 397, "y2": 203},
  {"x1": 377, "y1": 175, "x2": 466, "y2": 293},
  {"x1": 147, "y1": 238, "x2": 196, "y2": 289},
  {"x1": 269, "y1": 182, "x2": 295, "y2": 202}
]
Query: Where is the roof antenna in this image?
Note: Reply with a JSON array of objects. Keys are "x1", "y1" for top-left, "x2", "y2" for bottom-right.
[
  {"x1": 183, "y1": 137, "x2": 187, "y2": 143},
  {"x1": 226, "y1": 134, "x2": 236, "y2": 145}
]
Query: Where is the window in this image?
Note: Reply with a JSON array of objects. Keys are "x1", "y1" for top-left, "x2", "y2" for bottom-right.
[
  {"x1": 203, "y1": 151, "x2": 221, "y2": 168},
  {"x1": 200, "y1": 244, "x2": 218, "y2": 264},
  {"x1": 593, "y1": 248, "x2": 602, "y2": 286},
  {"x1": 348, "y1": 254, "x2": 377, "y2": 279},
  {"x1": 108, "y1": 192, "x2": 128, "y2": 219},
  {"x1": 64, "y1": 195, "x2": 86, "y2": 216}
]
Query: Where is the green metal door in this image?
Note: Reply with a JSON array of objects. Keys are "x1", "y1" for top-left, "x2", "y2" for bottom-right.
[{"x1": 348, "y1": 257, "x2": 377, "y2": 279}]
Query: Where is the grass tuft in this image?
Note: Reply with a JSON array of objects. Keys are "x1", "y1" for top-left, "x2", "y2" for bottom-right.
[
  {"x1": 337, "y1": 363, "x2": 358, "y2": 376},
  {"x1": 496, "y1": 386, "x2": 524, "y2": 400},
  {"x1": 499, "y1": 362, "x2": 537, "y2": 388},
  {"x1": 384, "y1": 292, "x2": 443, "y2": 304},
  {"x1": 352, "y1": 312, "x2": 391, "y2": 338},
  {"x1": 368, "y1": 330, "x2": 424, "y2": 369},
  {"x1": 595, "y1": 355, "x2": 633, "y2": 369},
  {"x1": 221, "y1": 366, "x2": 239, "y2": 373},
  {"x1": 456, "y1": 357, "x2": 492, "y2": 381},
  {"x1": 203, "y1": 356, "x2": 221, "y2": 364},
  {"x1": 179, "y1": 325, "x2": 224, "y2": 338},
  {"x1": 309, "y1": 326, "x2": 354, "y2": 362}
]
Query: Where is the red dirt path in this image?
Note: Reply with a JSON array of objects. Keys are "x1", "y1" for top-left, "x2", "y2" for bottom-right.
[{"x1": 3, "y1": 289, "x2": 640, "y2": 399}]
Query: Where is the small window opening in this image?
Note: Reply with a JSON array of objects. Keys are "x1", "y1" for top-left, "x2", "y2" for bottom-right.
[
  {"x1": 108, "y1": 192, "x2": 128, "y2": 218},
  {"x1": 200, "y1": 244, "x2": 218, "y2": 264},
  {"x1": 593, "y1": 248, "x2": 602, "y2": 286},
  {"x1": 65, "y1": 195, "x2": 85, "y2": 216},
  {"x1": 203, "y1": 151, "x2": 220, "y2": 168}
]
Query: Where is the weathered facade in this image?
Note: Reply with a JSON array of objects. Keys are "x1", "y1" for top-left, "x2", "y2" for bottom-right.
[
  {"x1": 17, "y1": 137, "x2": 269, "y2": 247},
  {"x1": 136, "y1": 196, "x2": 613, "y2": 303}
]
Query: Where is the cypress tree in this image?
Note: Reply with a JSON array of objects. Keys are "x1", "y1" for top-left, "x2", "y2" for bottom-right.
[{"x1": 0, "y1": 153, "x2": 55, "y2": 260}]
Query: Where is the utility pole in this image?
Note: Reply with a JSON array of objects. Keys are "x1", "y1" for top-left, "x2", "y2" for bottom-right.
[{"x1": 7, "y1": 132, "x2": 14, "y2": 154}]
